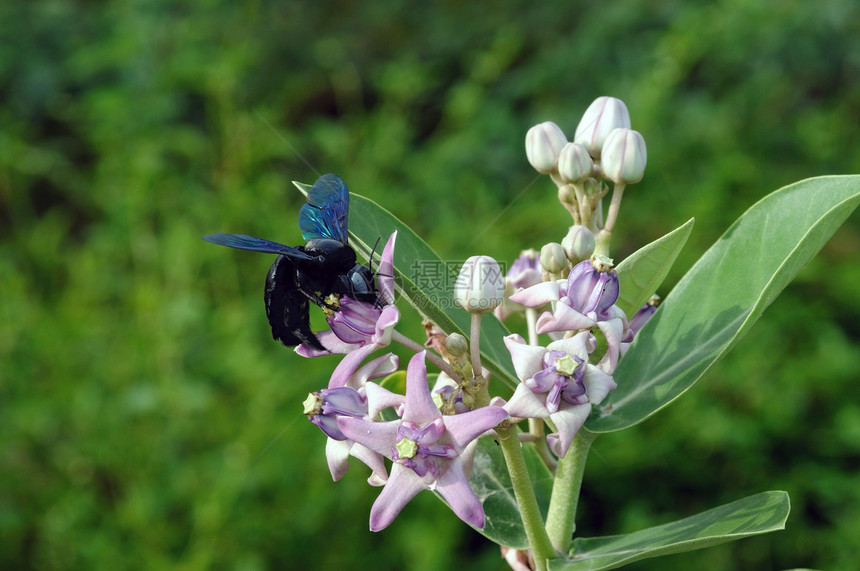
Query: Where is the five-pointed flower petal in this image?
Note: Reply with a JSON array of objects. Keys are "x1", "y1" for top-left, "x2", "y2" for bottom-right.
[
  {"x1": 337, "y1": 351, "x2": 509, "y2": 531},
  {"x1": 503, "y1": 333, "x2": 616, "y2": 457},
  {"x1": 305, "y1": 352, "x2": 402, "y2": 484},
  {"x1": 509, "y1": 257, "x2": 628, "y2": 368}
]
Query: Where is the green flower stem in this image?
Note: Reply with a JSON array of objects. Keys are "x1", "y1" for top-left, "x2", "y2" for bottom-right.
[
  {"x1": 525, "y1": 308, "x2": 539, "y2": 346},
  {"x1": 528, "y1": 418, "x2": 557, "y2": 475},
  {"x1": 470, "y1": 312, "x2": 482, "y2": 376},
  {"x1": 497, "y1": 425, "x2": 556, "y2": 571},
  {"x1": 469, "y1": 312, "x2": 491, "y2": 408},
  {"x1": 572, "y1": 182, "x2": 591, "y2": 228},
  {"x1": 391, "y1": 330, "x2": 461, "y2": 382},
  {"x1": 545, "y1": 429, "x2": 597, "y2": 553},
  {"x1": 594, "y1": 182, "x2": 625, "y2": 258}
]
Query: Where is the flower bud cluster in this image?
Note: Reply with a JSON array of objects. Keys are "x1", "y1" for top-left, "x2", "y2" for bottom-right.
[{"x1": 524, "y1": 96, "x2": 647, "y2": 233}]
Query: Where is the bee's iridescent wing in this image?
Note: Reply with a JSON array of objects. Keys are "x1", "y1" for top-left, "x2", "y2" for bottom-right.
[
  {"x1": 202, "y1": 233, "x2": 313, "y2": 261},
  {"x1": 298, "y1": 173, "x2": 349, "y2": 244}
]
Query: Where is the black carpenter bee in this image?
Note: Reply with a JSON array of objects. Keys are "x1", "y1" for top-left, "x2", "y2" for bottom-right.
[{"x1": 203, "y1": 174, "x2": 376, "y2": 351}]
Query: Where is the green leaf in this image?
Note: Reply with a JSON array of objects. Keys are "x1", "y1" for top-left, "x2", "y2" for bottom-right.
[
  {"x1": 547, "y1": 491, "x2": 790, "y2": 570},
  {"x1": 468, "y1": 438, "x2": 554, "y2": 549},
  {"x1": 588, "y1": 175, "x2": 860, "y2": 432},
  {"x1": 614, "y1": 218, "x2": 695, "y2": 318},
  {"x1": 294, "y1": 180, "x2": 518, "y2": 389}
]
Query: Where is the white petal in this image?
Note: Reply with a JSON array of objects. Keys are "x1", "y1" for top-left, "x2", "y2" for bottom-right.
[
  {"x1": 504, "y1": 383, "x2": 550, "y2": 419},
  {"x1": 508, "y1": 281, "x2": 562, "y2": 307},
  {"x1": 549, "y1": 404, "x2": 592, "y2": 457},
  {"x1": 583, "y1": 364, "x2": 617, "y2": 405}
]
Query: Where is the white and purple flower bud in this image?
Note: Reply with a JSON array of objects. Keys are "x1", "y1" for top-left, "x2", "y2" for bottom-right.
[
  {"x1": 525, "y1": 121, "x2": 567, "y2": 174},
  {"x1": 303, "y1": 387, "x2": 368, "y2": 440},
  {"x1": 564, "y1": 255, "x2": 619, "y2": 321},
  {"x1": 495, "y1": 250, "x2": 543, "y2": 322},
  {"x1": 573, "y1": 96, "x2": 631, "y2": 159},
  {"x1": 601, "y1": 128, "x2": 647, "y2": 184},
  {"x1": 629, "y1": 298, "x2": 658, "y2": 336},
  {"x1": 623, "y1": 294, "x2": 660, "y2": 341},
  {"x1": 454, "y1": 255, "x2": 505, "y2": 314},
  {"x1": 562, "y1": 225, "x2": 595, "y2": 264},
  {"x1": 557, "y1": 142, "x2": 594, "y2": 183},
  {"x1": 620, "y1": 296, "x2": 660, "y2": 358},
  {"x1": 326, "y1": 296, "x2": 399, "y2": 347},
  {"x1": 540, "y1": 242, "x2": 568, "y2": 276},
  {"x1": 508, "y1": 248, "x2": 542, "y2": 290}
]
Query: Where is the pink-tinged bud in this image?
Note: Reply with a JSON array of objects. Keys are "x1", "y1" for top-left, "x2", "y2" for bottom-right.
[
  {"x1": 557, "y1": 142, "x2": 594, "y2": 183},
  {"x1": 525, "y1": 121, "x2": 567, "y2": 174},
  {"x1": 454, "y1": 256, "x2": 505, "y2": 314},
  {"x1": 573, "y1": 96, "x2": 631, "y2": 159},
  {"x1": 562, "y1": 225, "x2": 595, "y2": 263},
  {"x1": 601, "y1": 128, "x2": 647, "y2": 184}
]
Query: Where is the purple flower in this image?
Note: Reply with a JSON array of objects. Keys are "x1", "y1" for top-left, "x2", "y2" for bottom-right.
[
  {"x1": 502, "y1": 333, "x2": 616, "y2": 457},
  {"x1": 329, "y1": 297, "x2": 401, "y2": 346},
  {"x1": 495, "y1": 249, "x2": 543, "y2": 322},
  {"x1": 305, "y1": 352, "x2": 403, "y2": 484},
  {"x1": 507, "y1": 249, "x2": 543, "y2": 290},
  {"x1": 338, "y1": 351, "x2": 509, "y2": 531},
  {"x1": 619, "y1": 299, "x2": 659, "y2": 359},
  {"x1": 508, "y1": 256, "x2": 628, "y2": 373},
  {"x1": 304, "y1": 386, "x2": 368, "y2": 440},
  {"x1": 432, "y1": 372, "x2": 471, "y2": 415},
  {"x1": 297, "y1": 232, "x2": 400, "y2": 357},
  {"x1": 628, "y1": 300, "x2": 658, "y2": 336}
]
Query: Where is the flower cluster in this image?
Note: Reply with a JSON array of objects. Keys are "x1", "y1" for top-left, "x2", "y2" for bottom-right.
[
  {"x1": 489, "y1": 97, "x2": 653, "y2": 456},
  {"x1": 525, "y1": 96, "x2": 646, "y2": 242},
  {"x1": 299, "y1": 230, "x2": 509, "y2": 531},
  {"x1": 294, "y1": 96, "x2": 657, "y2": 539}
]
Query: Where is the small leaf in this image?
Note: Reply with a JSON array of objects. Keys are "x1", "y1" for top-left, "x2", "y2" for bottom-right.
[
  {"x1": 377, "y1": 370, "x2": 407, "y2": 395},
  {"x1": 301, "y1": 181, "x2": 519, "y2": 389},
  {"x1": 468, "y1": 438, "x2": 554, "y2": 549},
  {"x1": 589, "y1": 175, "x2": 860, "y2": 432},
  {"x1": 548, "y1": 491, "x2": 790, "y2": 570},
  {"x1": 614, "y1": 218, "x2": 694, "y2": 318}
]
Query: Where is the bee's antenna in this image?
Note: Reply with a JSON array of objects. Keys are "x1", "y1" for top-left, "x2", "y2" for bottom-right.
[{"x1": 368, "y1": 236, "x2": 382, "y2": 273}]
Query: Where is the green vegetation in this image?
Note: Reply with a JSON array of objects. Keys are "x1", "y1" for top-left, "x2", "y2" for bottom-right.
[{"x1": 2, "y1": 1, "x2": 858, "y2": 569}]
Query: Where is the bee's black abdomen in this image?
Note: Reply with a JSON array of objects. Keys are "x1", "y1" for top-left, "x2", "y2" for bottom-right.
[{"x1": 265, "y1": 255, "x2": 327, "y2": 351}]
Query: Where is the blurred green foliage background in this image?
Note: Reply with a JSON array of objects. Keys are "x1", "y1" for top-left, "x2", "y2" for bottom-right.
[{"x1": 2, "y1": 1, "x2": 858, "y2": 569}]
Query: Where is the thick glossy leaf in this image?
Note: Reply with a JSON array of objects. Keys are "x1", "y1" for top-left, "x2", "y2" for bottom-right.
[
  {"x1": 294, "y1": 181, "x2": 518, "y2": 389},
  {"x1": 547, "y1": 491, "x2": 790, "y2": 570},
  {"x1": 467, "y1": 438, "x2": 554, "y2": 549},
  {"x1": 614, "y1": 218, "x2": 694, "y2": 318},
  {"x1": 588, "y1": 175, "x2": 860, "y2": 432}
]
